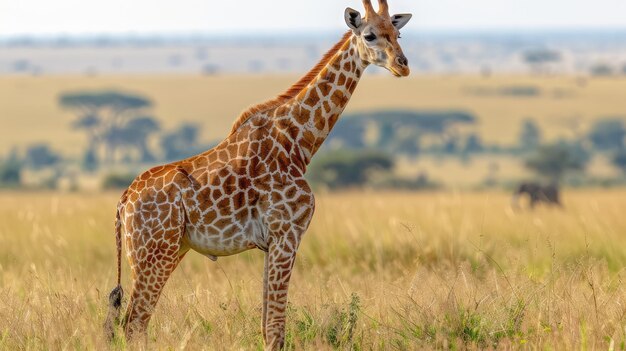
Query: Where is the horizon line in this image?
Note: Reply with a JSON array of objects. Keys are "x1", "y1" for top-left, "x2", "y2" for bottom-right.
[{"x1": 3, "y1": 26, "x2": 626, "y2": 41}]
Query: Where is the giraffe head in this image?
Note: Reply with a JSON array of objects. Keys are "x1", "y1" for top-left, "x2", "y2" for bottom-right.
[{"x1": 344, "y1": 0, "x2": 412, "y2": 77}]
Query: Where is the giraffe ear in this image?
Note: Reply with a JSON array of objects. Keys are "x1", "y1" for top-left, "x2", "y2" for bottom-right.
[
  {"x1": 345, "y1": 7, "x2": 363, "y2": 33},
  {"x1": 391, "y1": 13, "x2": 412, "y2": 30}
]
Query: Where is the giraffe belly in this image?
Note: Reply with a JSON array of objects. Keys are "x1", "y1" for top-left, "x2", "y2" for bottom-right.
[{"x1": 183, "y1": 218, "x2": 265, "y2": 257}]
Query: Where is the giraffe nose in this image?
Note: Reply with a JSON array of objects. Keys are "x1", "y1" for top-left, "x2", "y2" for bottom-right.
[{"x1": 396, "y1": 55, "x2": 408, "y2": 67}]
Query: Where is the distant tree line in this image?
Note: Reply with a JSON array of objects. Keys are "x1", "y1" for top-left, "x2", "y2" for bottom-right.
[
  {"x1": 308, "y1": 111, "x2": 626, "y2": 189},
  {"x1": 3, "y1": 90, "x2": 626, "y2": 190},
  {"x1": 324, "y1": 110, "x2": 478, "y2": 157},
  {"x1": 520, "y1": 48, "x2": 626, "y2": 78}
]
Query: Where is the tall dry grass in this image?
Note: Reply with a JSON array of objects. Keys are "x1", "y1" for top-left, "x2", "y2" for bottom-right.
[{"x1": 1, "y1": 190, "x2": 626, "y2": 349}]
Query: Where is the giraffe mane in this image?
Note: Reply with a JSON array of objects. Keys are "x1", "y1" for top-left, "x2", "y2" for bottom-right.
[{"x1": 229, "y1": 31, "x2": 353, "y2": 134}]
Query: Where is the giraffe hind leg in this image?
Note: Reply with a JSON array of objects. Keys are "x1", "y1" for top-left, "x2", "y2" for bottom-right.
[
  {"x1": 122, "y1": 229, "x2": 189, "y2": 340},
  {"x1": 121, "y1": 200, "x2": 189, "y2": 340}
]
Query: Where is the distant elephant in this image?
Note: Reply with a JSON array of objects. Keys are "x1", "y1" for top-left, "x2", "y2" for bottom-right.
[{"x1": 512, "y1": 182, "x2": 561, "y2": 209}]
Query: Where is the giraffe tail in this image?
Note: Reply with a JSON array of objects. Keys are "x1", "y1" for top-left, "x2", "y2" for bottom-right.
[{"x1": 104, "y1": 203, "x2": 125, "y2": 341}]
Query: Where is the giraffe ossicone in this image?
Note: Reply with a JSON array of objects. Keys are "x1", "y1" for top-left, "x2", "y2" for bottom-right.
[{"x1": 104, "y1": 0, "x2": 412, "y2": 349}]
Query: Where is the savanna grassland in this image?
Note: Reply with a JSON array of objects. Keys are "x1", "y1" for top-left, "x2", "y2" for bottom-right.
[
  {"x1": 2, "y1": 74, "x2": 626, "y2": 156},
  {"x1": 1, "y1": 190, "x2": 626, "y2": 350}
]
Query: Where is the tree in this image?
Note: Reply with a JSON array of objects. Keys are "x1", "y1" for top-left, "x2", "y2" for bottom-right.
[
  {"x1": 126, "y1": 117, "x2": 160, "y2": 162},
  {"x1": 103, "y1": 116, "x2": 160, "y2": 163},
  {"x1": 523, "y1": 49, "x2": 562, "y2": 74},
  {"x1": 325, "y1": 118, "x2": 368, "y2": 149},
  {"x1": 524, "y1": 142, "x2": 590, "y2": 181},
  {"x1": 442, "y1": 137, "x2": 459, "y2": 154},
  {"x1": 102, "y1": 173, "x2": 137, "y2": 190},
  {"x1": 307, "y1": 151, "x2": 394, "y2": 189},
  {"x1": 518, "y1": 119, "x2": 542, "y2": 151},
  {"x1": 0, "y1": 148, "x2": 22, "y2": 188},
  {"x1": 82, "y1": 149, "x2": 98, "y2": 172},
  {"x1": 590, "y1": 64, "x2": 614, "y2": 77},
  {"x1": 612, "y1": 149, "x2": 626, "y2": 174},
  {"x1": 60, "y1": 91, "x2": 152, "y2": 116},
  {"x1": 160, "y1": 123, "x2": 207, "y2": 161},
  {"x1": 72, "y1": 114, "x2": 100, "y2": 170},
  {"x1": 395, "y1": 136, "x2": 421, "y2": 156},
  {"x1": 24, "y1": 144, "x2": 61, "y2": 170},
  {"x1": 59, "y1": 90, "x2": 153, "y2": 164},
  {"x1": 588, "y1": 118, "x2": 626, "y2": 151},
  {"x1": 464, "y1": 134, "x2": 484, "y2": 153}
]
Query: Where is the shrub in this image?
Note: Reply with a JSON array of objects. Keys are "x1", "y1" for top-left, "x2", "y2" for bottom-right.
[
  {"x1": 612, "y1": 149, "x2": 626, "y2": 174},
  {"x1": 25, "y1": 144, "x2": 61, "y2": 170},
  {"x1": 590, "y1": 63, "x2": 614, "y2": 77},
  {"x1": 525, "y1": 141, "x2": 590, "y2": 181},
  {"x1": 518, "y1": 119, "x2": 542, "y2": 151},
  {"x1": 588, "y1": 118, "x2": 626, "y2": 151},
  {"x1": 0, "y1": 159, "x2": 22, "y2": 188},
  {"x1": 308, "y1": 150, "x2": 394, "y2": 189},
  {"x1": 102, "y1": 173, "x2": 137, "y2": 190}
]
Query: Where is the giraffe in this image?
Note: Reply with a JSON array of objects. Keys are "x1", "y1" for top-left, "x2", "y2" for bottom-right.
[{"x1": 104, "y1": 1, "x2": 412, "y2": 349}]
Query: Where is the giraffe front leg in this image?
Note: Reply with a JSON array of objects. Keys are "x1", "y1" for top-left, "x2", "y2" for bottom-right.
[{"x1": 263, "y1": 234, "x2": 300, "y2": 350}]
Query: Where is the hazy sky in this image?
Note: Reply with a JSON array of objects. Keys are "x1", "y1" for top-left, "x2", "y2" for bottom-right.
[{"x1": 1, "y1": 0, "x2": 625, "y2": 36}]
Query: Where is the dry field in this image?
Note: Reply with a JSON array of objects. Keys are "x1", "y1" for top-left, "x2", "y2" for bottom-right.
[
  {"x1": 2, "y1": 74, "x2": 626, "y2": 157},
  {"x1": 1, "y1": 190, "x2": 626, "y2": 350}
]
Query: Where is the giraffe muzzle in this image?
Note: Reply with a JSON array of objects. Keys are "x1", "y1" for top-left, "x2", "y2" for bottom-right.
[{"x1": 391, "y1": 55, "x2": 410, "y2": 77}]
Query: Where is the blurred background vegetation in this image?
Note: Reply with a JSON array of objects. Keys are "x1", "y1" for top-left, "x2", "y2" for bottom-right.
[
  {"x1": 2, "y1": 85, "x2": 626, "y2": 191},
  {"x1": 2, "y1": 8, "x2": 626, "y2": 194}
]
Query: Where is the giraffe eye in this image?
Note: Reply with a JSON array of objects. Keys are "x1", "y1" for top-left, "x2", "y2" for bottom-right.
[{"x1": 364, "y1": 33, "x2": 377, "y2": 42}]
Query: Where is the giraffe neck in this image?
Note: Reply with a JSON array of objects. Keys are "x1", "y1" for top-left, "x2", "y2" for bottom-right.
[{"x1": 276, "y1": 34, "x2": 368, "y2": 166}]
